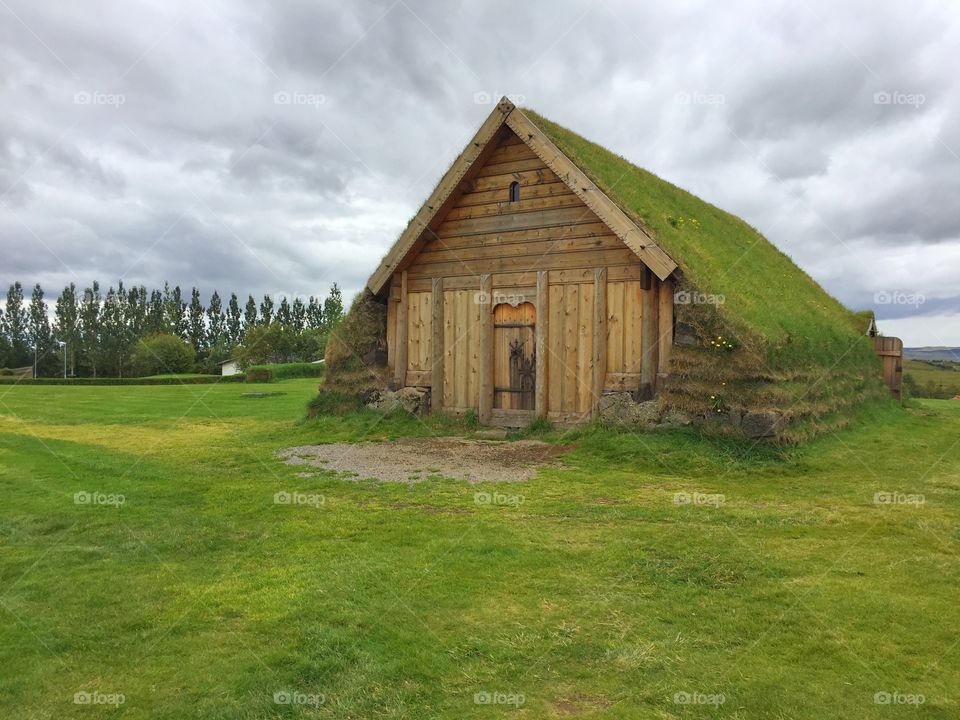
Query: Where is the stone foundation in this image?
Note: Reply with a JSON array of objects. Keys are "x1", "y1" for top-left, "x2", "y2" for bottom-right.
[{"x1": 366, "y1": 387, "x2": 431, "y2": 415}]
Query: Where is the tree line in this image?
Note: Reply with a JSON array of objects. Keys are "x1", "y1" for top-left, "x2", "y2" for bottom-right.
[{"x1": 0, "y1": 280, "x2": 344, "y2": 377}]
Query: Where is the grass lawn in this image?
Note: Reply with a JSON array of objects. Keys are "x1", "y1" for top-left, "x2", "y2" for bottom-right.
[{"x1": 0, "y1": 379, "x2": 957, "y2": 718}]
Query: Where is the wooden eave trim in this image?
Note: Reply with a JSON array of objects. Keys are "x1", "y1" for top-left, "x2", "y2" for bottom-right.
[
  {"x1": 505, "y1": 108, "x2": 678, "y2": 281},
  {"x1": 366, "y1": 98, "x2": 517, "y2": 295}
]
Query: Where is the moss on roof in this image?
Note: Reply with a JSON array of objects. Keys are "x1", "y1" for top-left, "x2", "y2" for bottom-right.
[{"x1": 525, "y1": 109, "x2": 874, "y2": 370}]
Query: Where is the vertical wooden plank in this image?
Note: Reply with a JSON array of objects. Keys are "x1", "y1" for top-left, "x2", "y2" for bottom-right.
[
  {"x1": 457, "y1": 291, "x2": 469, "y2": 406},
  {"x1": 640, "y1": 272, "x2": 659, "y2": 394},
  {"x1": 421, "y1": 292, "x2": 432, "y2": 370},
  {"x1": 407, "y1": 293, "x2": 420, "y2": 374},
  {"x1": 607, "y1": 281, "x2": 625, "y2": 374},
  {"x1": 577, "y1": 282, "x2": 593, "y2": 414},
  {"x1": 467, "y1": 291, "x2": 480, "y2": 408},
  {"x1": 591, "y1": 268, "x2": 607, "y2": 419},
  {"x1": 625, "y1": 281, "x2": 643, "y2": 374},
  {"x1": 431, "y1": 278, "x2": 444, "y2": 406},
  {"x1": 563, "y1": 284, "x2": 579, "y2": 412},
  {"x1": 535, "y1": 271, "x2": 548, "y2": 419},
  {"x1": 478, "y1": 274, "x2": 493, "y2": 423},
  {"x1": 548, "y1": 284, "x2": 564, "y2": 414},
  {"x1": 393, "y1": 271, "x2": 408, "y2": 387},
  {"x1": 657, "y1": 277, "x2": 673, "y2": 391},
  {"x1": 443, "y1": 291, "x2": 454, "y2": 407},
  {"x1": 386, "y1": 287, "x2": 397, "y2": 374}
]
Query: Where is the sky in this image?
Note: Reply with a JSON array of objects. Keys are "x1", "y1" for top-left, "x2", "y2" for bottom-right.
[{"x1": 1, "y1": 0, "x2": 957, "y2": 346}]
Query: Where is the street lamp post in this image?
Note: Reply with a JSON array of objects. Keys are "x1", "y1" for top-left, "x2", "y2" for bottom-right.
[{"x1": 58, "y1": 341, "x2": 66, "y2": 379}]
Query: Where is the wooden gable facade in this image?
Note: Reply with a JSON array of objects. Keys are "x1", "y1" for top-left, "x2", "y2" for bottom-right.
[{"x1": 368, "y1": 99, "x2": 679, "y2": 426}]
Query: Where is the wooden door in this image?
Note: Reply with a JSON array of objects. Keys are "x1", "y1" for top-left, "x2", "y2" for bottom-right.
[
  {"x1": 873, "y1": 336, "x2": 903, "y2": 401},
  {"x1": 493, "y1": 302, "x2": 536, "y2": 411}
]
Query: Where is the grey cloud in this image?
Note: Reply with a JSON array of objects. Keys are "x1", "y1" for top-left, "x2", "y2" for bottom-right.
[{"x1": 1, "y1": 0, "x2": 958, "y2": 347}]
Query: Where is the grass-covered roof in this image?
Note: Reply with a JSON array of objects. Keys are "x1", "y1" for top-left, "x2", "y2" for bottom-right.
[{"x1": 524, "y1": 109, "x2": 871, "y2": 367}]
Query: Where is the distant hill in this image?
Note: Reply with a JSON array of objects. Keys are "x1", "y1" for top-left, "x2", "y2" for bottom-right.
[{"x1": 904, "y1": 347, "x2": 960, "y2": 361}]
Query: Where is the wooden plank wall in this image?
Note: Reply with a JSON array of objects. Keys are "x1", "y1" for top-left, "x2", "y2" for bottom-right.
[
  {"x1": 402, "y1": 131, "x2": 638, "y2": 293},
  {"x1": 383, "y1": 126, "x2": 677, "y2": 423},
  {"x1": 404, "y1": 291, "x2": 432, "y2": 385},
  {"x1": 605, "y1": 280, "x2": 644, "y2": 391},
  {"x1": 545, "y1": 282, "x2": 595, "y2": 419},
  {"x1": 442, "y1": 289, "x2": 481, "y2": 410}
]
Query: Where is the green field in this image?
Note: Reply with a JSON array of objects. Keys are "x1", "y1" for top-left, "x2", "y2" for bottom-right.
[
  {"x1": 904, "y1": 359, "x2": 960, "y2": 398},
  {"x1": 1, "y1": 381, "x2": 958, "y2": 718}
]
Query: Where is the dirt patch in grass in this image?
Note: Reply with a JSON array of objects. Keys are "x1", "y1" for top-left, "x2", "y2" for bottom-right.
[{"x1": 276, "y1": 437, "x2": 569, "y2": 483}]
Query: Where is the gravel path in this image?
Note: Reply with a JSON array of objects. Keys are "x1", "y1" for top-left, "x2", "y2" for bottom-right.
[{"x1": 276, "y1": 437, "x2": 568, "y2": 483}]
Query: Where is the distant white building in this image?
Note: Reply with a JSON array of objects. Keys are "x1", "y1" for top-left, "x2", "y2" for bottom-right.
[{"x1": 219, "y1": 359, "x2": 240, "y2": 376}]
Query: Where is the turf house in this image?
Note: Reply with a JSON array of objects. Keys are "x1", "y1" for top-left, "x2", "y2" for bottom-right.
[{"x1": 325, "y1": 97, "x2": 888, "y2": 441}]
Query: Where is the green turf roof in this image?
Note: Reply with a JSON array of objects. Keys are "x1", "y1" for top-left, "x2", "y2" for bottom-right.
[{"x1": 524, "y1": 109, "x2": 869, "y2": 360}]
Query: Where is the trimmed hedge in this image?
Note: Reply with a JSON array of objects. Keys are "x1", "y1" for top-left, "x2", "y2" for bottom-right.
[
  {"x1": 0, "y1": 374, "x2": 245, "y2": 386},
  {"x1": 246, "y1": 362, "x2": 324, "y2": 383}
]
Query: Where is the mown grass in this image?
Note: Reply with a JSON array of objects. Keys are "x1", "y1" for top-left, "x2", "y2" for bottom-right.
[{"x1": 1, "y1": 380, "x2": 958, "y2": 718}]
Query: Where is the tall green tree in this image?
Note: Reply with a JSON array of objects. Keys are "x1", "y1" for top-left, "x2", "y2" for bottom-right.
[
  {"x1": 227, "y1": 293, "x2": 243, "y2": 346},
  {"x1": 323, "y1": 283, "x2": 344, "y2": 330},
  {"x1": 4, "y1": 282, "x2": 30, "y2": 367},
  {"x1": 100, "y1": 284, "x2": 131, "y2": 377},
  {"x1": 79, "y1": 282, "x2": 102, "y2": 377},
  {"x1": 126, "y1": 285, "x2": 147, "y2": 340},
  {"x1": 306, "y1": 296, "x2": 323, "y2": 330},
  {"x1": 259, "y1": 295, "x2": 274, "y2": 325},
  {"x1": 0, "y1": 307, "x2": 10, "y2": 368},
  {"x1": 275, "y1": 297, "x2": 292, "y2": 327},
  {"x1": 207, "y1": 290, "x2": 225, "y2": 348},
  {"x1": 291, "y1": 297, "x2": 306, "y2": 334},
  {"x1": 163, "y1": 284, "x2": 187, "y2": 339},
  {"x1": 187, "y1": 287, "x2": 206, "y2": 353},
  {"x1": 27, "y1": 283, "x2": 54, "y2": 376},
  {"x1": 54, "y1": 283, "x2": 80, "y2": 376},
  {"x1": 243, "y1": 295, "x2": 258, "y2": 332},
  {"x1": 146, "y1": 289, "x2": 165, "y2": 335}
]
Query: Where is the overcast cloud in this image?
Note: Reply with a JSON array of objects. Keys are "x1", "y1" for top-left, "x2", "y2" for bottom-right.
[{"x1": 1, "y1": 0, "x2": 958, "y2": 345}]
